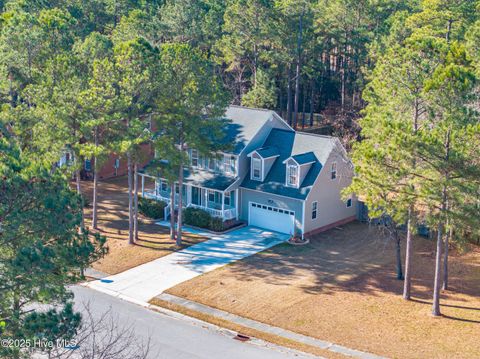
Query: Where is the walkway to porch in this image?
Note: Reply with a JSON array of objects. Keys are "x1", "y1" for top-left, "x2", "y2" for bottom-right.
[{"x1": 139, "y1": 173, "x2": 237, "y2": 221}]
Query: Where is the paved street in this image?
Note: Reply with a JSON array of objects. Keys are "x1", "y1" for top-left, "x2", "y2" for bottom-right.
[
  {"x1": 72, "y1": 286, "x2": 317, "y2": 359},
  {"x1": 87, "y1": 225, "x2": 289, "y2": 303}
]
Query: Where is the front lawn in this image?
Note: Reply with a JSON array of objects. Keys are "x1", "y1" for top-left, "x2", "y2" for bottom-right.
[
  {"x1": 81, "y1": 176, "x2": 206, "y2": 275},
  {"x1": 165, "y1": 222, "x2": 480, "y2": 359}
]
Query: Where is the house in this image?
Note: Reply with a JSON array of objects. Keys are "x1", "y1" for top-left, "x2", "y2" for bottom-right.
[{"x1": 139, "y1": 106, "x2": 356, "y2": 237}]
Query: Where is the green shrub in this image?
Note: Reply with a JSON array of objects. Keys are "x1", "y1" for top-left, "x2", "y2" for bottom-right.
[
  {"x1": 183, "y1": 207, "x2": 211, "y2": 228},
  {"x1": 209, "y1": 217, "x2": 224, "y2": 232},
  {"x1": 138, "y1": 197, "x2": 166, "y2": 219}
]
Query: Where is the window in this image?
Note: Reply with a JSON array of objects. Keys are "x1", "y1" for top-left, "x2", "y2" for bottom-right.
[
  {"x1": 161, "y1": 181, "x2": 168, "y2": 192},
  {"x1": 191, "y1": 149, "x2": 199, "y2": 167},
  {"x1": 208, "y1": 190, "x2": 215, "y2": 203},
  {"x1": 224, "y1": 155, "x2": 236, "y2": 175},
  {"x1": 208, "y1": 158, "x2": 216, "y2": 171},
  {"x1": 224, "y1": 192, "x2": 230, "y2": 206},
  {"x1": 287, "y1": 165, "x2": 298, "y2": 187},
  {"x1": 114, "y1": 158, "x2": 120, "y2": 168},
  {"x1": 252, "y1": 158, "x2": 261, "y2": 180},
  {"x1": 331, "y1": 162, "x2": 337, "y2": 180},
  {"x1": 346, "y1": 198, "x2": 352, "y2": 208},
  {"x1": 84, "y1": 159, "x2": 92, "y2": 172},
  {"x1": 312, "y1": 201, "x2": 318, "y2": 220}
]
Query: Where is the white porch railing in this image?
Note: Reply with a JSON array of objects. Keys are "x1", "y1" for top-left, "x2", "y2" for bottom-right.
[
  {"x1": 143, "y1": 189, "x2": 170, "y2": 202},
  {"x1": 188, "y1": 203, "x2": 237, "y2": 220}
]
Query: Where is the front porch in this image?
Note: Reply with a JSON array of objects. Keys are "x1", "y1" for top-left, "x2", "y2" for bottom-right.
[{"x1": 139, "y1": 174, "x2": 238, "y2": 221}]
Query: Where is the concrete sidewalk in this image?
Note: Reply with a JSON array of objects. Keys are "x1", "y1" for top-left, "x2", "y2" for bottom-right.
[
  {"x1": 155, "y1": 293, "x2": 387, "y2": 359},
  {"x1": 87, "y1": 225, "x2": 288, "y2": 304}
]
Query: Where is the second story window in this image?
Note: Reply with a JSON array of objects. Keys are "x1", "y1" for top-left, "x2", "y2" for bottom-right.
[
  {"x1": 208, "y1": 158, "x2": 215, "y2": 171},
  {"x1": 252, "y1": 158, "x2": 262, "y2": 180},
  {"x1": 225, "y1": 155, "x2": 236, "y2": 175},
  {"x1": 287, "y1": 164, "x2": 298, "y2": 187},
  {"x1": 331, "y1": 162, "x2": 337, "y2": 180},
  {"x1": 191, "y1": 149, "x2": 199, "y2": 167}
]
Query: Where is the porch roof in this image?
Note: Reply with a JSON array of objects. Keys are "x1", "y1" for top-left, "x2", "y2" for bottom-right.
[
  {"x1": 182, "y1": 168, "x2": 236, "y2": 191},
  {"x1": 141, "y1": 162, "x2": 236, "y2": 191}
]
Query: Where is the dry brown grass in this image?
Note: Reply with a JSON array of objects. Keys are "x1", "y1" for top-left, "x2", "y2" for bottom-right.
[
  {"x1": 166, "y1": 222, "x2": 480, "y2": 359},
  {"x1": 149, "y1": 298, "x2": 347, "y2": 359},
  {"x1": 80, "y1": 176, "x2": 206, "y2": 275}
]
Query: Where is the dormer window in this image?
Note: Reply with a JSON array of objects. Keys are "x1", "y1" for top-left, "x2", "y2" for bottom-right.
[
  {"x1": 287, "y1": 164, "x2": 298, "y2": 187},
  {"x1": 252, "y1": 157, "x2": 262, "y2": 180},
  {"x1": 331, "y1": 162, "x2": 337, "y2": 180}
]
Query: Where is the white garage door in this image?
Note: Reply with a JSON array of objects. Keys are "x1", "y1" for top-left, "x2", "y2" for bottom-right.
[{"x1": 249, "y1": 202, "x2": 295, "y2": 235}]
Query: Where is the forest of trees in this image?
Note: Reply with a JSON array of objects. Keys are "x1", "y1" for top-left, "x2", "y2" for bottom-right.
[{"x1": 0, "y1": 0, "x2": 479, "y2": 355}]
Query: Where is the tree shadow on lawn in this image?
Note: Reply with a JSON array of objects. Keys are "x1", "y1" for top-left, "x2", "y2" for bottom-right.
[{"x1": 225, "y1": 222, "x2": 480, "y2": 319}]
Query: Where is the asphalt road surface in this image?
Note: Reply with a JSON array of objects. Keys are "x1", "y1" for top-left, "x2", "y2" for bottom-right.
[{"x1": 71, "y1": 286, "x2": 317, "y2": 359}]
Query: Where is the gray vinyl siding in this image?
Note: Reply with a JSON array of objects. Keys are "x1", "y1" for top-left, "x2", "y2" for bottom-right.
[
  {"x1": 239, "y1": 188, "x2": 304, "y2": 234},
  {"x1": 303, "y1": 149, "x2": 356, "y2": 233}
]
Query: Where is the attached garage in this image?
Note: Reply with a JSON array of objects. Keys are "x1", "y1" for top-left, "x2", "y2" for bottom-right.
[{"x1": 248, "y1": 202, "x2": 295, "y2": 235}]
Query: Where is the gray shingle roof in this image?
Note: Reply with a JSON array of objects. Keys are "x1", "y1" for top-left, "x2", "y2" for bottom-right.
[
  {"x1": 182, "y1": 168, "x2": 236, "y2": 191},
  {"x1": 141, "y1": 161, "x2": 236, "y2": 191},
  {"x1": 240, "y1": 129, "x2": 337, "y2": 200},
  {"x1": 290, "y1": 152, "x2": 317, "y2": 165},
  {"x1": 223, "y1": 106, "x2": 275, "y2": 154},
  {"x1": 253, "y1": 146, "x2": 279, "y2": 158}
]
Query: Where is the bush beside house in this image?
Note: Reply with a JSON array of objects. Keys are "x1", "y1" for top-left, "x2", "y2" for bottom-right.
[
  {"x1": 184, "y1": 207, "x2": 232, "y2": 232},
  {"x1": 138, "y1": 197, "x2": 166, "y2": 219}
]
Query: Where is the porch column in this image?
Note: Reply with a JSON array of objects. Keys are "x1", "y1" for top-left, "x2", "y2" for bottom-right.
[
  {"x1": 186, "y1": 185, "x2": 192, "y2": 205},
  {"x1": 235, "y1": 189, "x2": 239, "y2": 220},
  {"x1": 221, "y1": 191, "x2": 225, "y2": 218},
  {"x1": 141, "y1": 174, "x2": 145, "y2": 197}
]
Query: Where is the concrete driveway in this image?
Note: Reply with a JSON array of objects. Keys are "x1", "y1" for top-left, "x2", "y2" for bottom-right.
[{"x1": 87, "y1": 225, "x2": 289, "y2": 304}]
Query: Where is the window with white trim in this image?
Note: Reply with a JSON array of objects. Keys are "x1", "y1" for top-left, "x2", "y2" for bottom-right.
[
  {"x1": 331, "y1": 162, "x2": 337, "y2": 180},
  {"x1": 208, "y1": 158, "x2": 215, "y2": 171},
  {"x1": 224, "y1": 192, "x2": 230, "y2": 206},
  {"x1": 287, "y1": 164, "x2": 298, "y2": 187},
  {"x1": 191, "y1": 149, "x2": 199, "y2": 167},
  {"x1": 252, "y1": 158, "x2": 262, "y2": 180},
  {"x1": 160, "y1": 181, "x2": 168, "y2": 192},
  {"x1": 312, "y1": 201, "x2": 318, "y2": 220},
  {"x1": 346, "y1": 198, "x2": 352, "y2": 208}
]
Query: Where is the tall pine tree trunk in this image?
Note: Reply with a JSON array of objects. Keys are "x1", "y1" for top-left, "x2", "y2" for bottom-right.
[
  {"x1": 170, "y1": 182, "x2": 176, "y2": 240},
  {"x1": 395, "y1": 230, "x2": 404, "y2": 280},
  {"x1": 301, "y1": 83, "x2": 306, "y2": 129},
  {"x1": 176, "y1": 159, "x2": 184, "y2": 246},
  {"x1": 287, "y1": 64, "x2": 293, "y2": 126},
  {"x1": 309, "y1": 78, "x2": 315, "y2": 127},
  {"x1": 403, "y1": 208, "x2": 413, "y2": 299},
  {"x1": 92, "y1": 127, "x2": 99, "y2": 230},
  {"x1": 127, "y1": 153, "x2": 134, "y2": 244},
  {"x1": 75, "y1": 167, "x2": 85, "y2": 232},
  {"x1": 442, "y1": 226, "x2": 452, "y2": 290},
  {"x1": 433, "y1": 130, "x2": 450, "y2": 316},
  {"x1": 403, "y1": 98, "x2": 420, "y2": 300},
  {"x1": 293, "y1": 12, "x2": 304, "y2": 130},
  {"x1": 133, "y1": 162, "x2": 139, "y2": 241},
  {"x1": 432, "y1": 222, "x2": 444, "y2": 316}
]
